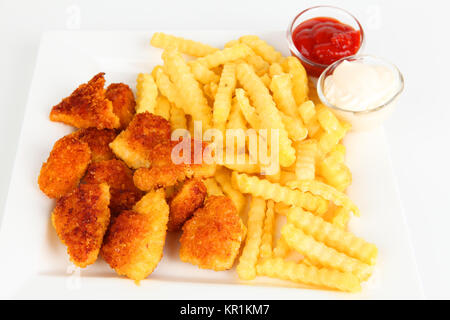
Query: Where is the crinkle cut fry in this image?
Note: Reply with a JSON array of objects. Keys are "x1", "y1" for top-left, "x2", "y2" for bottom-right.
[
  {"x1": 162, "y1": 46, "x2": 212, "y2": 128},
  {"x1": 256, "y1": 258, "x2": 361, "y2": 292},
  {"x1": 151, "y1": 32, "x2": 219, "y2": 57},
  {"x1": 231, "y1": 172, "x2": 328, "y2": 215},
  {"x1": 282, "y1": 224, "x2": 372, "y2": 281},
  {"x1": 236, "y1": 63, "x2": 295, "y2": 167},
  {"x1": 287, "y1": 180, "x2": 360, "y2": 217},
  {"x1": 287, "y1": 207, "x2": 377, "y2": 265},
  {"x1": 236, "y1": 197, "x2": 266, "y2": 280},
  {"x1": 259, "y1": 200, "x2": 275, "y2": 260}
]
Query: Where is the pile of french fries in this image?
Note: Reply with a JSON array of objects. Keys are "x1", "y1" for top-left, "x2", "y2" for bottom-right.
[{"x1": 137, "y1": 32, "x2": 377, "y2": 292}]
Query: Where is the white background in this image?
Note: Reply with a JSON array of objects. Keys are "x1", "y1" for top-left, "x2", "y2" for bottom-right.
[{"x1": 0, "y1": 0, "x2": 449, "y2": 299}]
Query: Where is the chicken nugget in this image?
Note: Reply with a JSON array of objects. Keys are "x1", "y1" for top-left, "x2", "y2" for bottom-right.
[
  {"x1": 180, "y1": 196, "x2": 246, "y2": 271},
  {"x1": 52, "y1": 183, "x2": 111, "y2": 268},
  {"x1": 167, "y1": 178, "x2": 207, "y2": 231},
  {"x1": 109, "y1": 112, "x2": 171, "y2": 169},
  {"x1": 105, "y1": 83, "x2": 136, "y2": 129},
  {"x1": 101, "y1": 189, "x2": 169, "y2": 281},
  {"x1": 50, "y1": 73, "x2": 120, "y2": 129},
  {"x1": 83, "y1": 159, "x2": 143, "y2": 215},
  {"x1": 38, "y1": 135, "x2": 91, "y2": 198},
  {"x1": 70, "y1": 128, "x2": 117, "y2": 162},
  {"x1": 133, "y1": 139, "x2": 216, "y2": 191}
]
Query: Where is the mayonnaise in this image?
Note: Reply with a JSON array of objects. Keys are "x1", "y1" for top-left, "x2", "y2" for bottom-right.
[{"x1": 323, "y1": 60, "x2": 397, "y2": 112}]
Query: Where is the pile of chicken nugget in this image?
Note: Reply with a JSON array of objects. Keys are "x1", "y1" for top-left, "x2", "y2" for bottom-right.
[{"x1": 38, "y1": 72, "x2": 246, "y2": 281}]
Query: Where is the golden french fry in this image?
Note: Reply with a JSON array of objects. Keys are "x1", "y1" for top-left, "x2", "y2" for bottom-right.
[
  {"x1": 272, "y1": 236, "x2": 290, "y2": 258},
  {"x1": 270, "y1": 73, "x2": 297, "y2": 117},
  {"x1": 152, "y1": 66, "x2": 181, "y2": 106},
  {"x1": 135, "y1": 73, "x2": 158, "y2": 114},
  {"x1": 193, "y1": 44, "x2": 252, "y2": 69},
  {"x1": 246, "y1": 51, "x2": 270, "y2": 76},
  {"x1": 151, "y1": 32, "x2": 218, "y2": 57},
  {"x1": 223, "y1": 161, "x2": 260, "y2": 174},
  {"x1": 226, "y1": 98, "x2": 247, "y2": 131},
  {"x1": 283, "y1": 56, "x2": 308, "y2": 105},
  {"x1": 279, "y1": 170, "x2": 297, "y2": 185},
  {"x1": 280, "y1": 112, "x2": 308, "y2": 142},
  {"x1": 259, "y1": 200, "x2": 275, "y2": 260},
  {"x1": 232, "y1": 172, "x2": 328, "y2": 215},
  {"x1": 203, "y1": 178, "x2": 224, "y2": 196},
  {"x1": 236, "y1": 63, "x2": 295, "y2": 167},
  {"x1": 169, "y1": 104, "x2": 187, "y2": 130},
  {"x1": 269, "y1": 63, "x2": 284, "y2": 77},
  {"x1": 328, "y1": 144, "x2": 346, "y2": 164},
  {"x1": 274, "y1": 202, "x2": 291, "y2": 216},
  {"x1": 215, "y1": 167, "x2": 246, "y2": 214},
  {"x1": 317, "y1": 121, "x2": 351, "y2": 156},
  {"x1": 305, "y1": 115, "x2": 322, "y2": 138},
  {"x1": 331, "y1": 206, "x2": 351, "y2": 229},
  {"x1": 190, "y1": 62, "x2": 220, "y2": 84},
  {"x1": 287, "y1": 180, "x2": 359, "y2": 216},
  {"x1": 298, "y1": 100, "x2": 316, "y2": 124},
  {"x1": 239, "y1": 35, "x2": 283, "y2": 64},
  {"x1": 224, "y1": 39, "x2": 240, "y2": 48},
  {"x1": 162, "y1": 46, "x2": 212, "y2": 128},
  {"x1": 236, "y1": 197, "x2": 266, "y2": 280},
  {"x1": 235, "y1": 88, "x2": 261, "y2": 129},
  {"x1": 154, "y1": 95, "x2": 171, "y2": 120},
  {"x1": 203, "y1": 81, "x2": 219, "y2": 101},
  {"x1": 260, "y1": 73, "x2": 271, "y2": 88},
  {"x1": 213, "y1": 63, "x2": 236, "y2": 132},
  {"x1": 256, "y1": 258, "x2": 361, "y2": 292},
  {"x1": 282, "y1": 224, "x2": 372, "y2": 281},
  {"x1": 317, "y1": 104, "x2": 341, "y2": 133},
  {"x1": 294, "y1": 140, "x2": 317, "y2": 180},
  {"x1": 287, "y1": 207, "x2": 378, "y2": 265},
  {"x1": 317, "y1": 156, "x2": 352, "y2": 192}
]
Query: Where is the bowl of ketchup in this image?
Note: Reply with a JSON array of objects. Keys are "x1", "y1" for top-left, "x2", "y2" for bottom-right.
[{"x1": 287, "y1": 6, "x2": 364, "y2": 77}]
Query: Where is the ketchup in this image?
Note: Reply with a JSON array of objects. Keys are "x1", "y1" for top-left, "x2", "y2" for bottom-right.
[{"x1": 292, "y1": 17, "x2": 361, "y2": 66}]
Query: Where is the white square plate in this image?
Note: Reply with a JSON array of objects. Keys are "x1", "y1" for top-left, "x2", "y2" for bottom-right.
[{"x1": 0, "y1": 30, "x2": 423, "y2": 299}]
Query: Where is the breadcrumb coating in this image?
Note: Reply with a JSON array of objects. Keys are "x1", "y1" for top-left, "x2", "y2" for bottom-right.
[
  {"x1": 83, "y1": 159, "x2": 143, "y2": 215},
  {"x1": 109, "y1": 112, "x2": 171, "y2": 169},
  {"x1": 167, "y1": 178, "x2": 207, "y2": 231},
  {"x1": 50, "y1": 73, "x2": 120, "y2": 129},
  {"x1": 38, "y1": 135, "x2": 91, "y2": 198},
  {"x1": 101, "y1": 189, "x2": 169, "y2": 281},
  {"x1": 133, "y1": 139, "x2": 216, "y2": 191},
  {"x1": 105, "y1": 83, "x2": 136, "y2": 129},
  {"x1": 70, "y1": 128, "x2": 117, "y2": 162},
  {"x1": 179, "y1": 196, "x2": 246, "y2": 271},
  {"x1": 51, "y1": 183, "x2": 111, "y2": 268}
]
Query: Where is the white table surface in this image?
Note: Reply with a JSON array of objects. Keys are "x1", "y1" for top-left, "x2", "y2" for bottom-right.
[{"x1": 0, "y1": 0, "x2": 449, "y2": 299}]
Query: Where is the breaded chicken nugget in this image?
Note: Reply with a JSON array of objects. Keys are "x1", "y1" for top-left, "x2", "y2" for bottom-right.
[
  {"x1": 38, "y1": 135, "x2": 91, "y2": 198},
  {"x1": 50, "y1": 73, "x2": 120, "y2": 129},
  {"x1": 52, "y1": 183, "x2": 111, "y2": 268},
  {"x1": 101, "y1": 189, "x2": 169, "y2": 281},
  {"x1": 179, "y1": 196, "x2": 246, "y2": 271},
  {"x1": 167, "y1": 178, "x2": 207, "y2": 231},
  {"x1": 83, "y1": 159, "x2": 143, "y2": 215},
  {"x1": 109, "y1": 112, "x2": 171, "y2": 169},
  {"x1": 133, "y1": 139, "x2": 216, "y2": 191},
  {"x1": 70, "y1": 128, "x2": 117, "y2": 162},
  {"x1": 105, "y1": 83, "x2": 136, "y2": 129}
]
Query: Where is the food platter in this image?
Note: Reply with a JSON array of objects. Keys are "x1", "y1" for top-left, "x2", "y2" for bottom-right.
[{"x1": 0, "y1": 30, "x2": 423, "y2": 299}]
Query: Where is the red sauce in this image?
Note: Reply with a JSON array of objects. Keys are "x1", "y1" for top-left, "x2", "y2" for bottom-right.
[{"x1": 292, "y1": 17, "x2": 361, "y2": 67}]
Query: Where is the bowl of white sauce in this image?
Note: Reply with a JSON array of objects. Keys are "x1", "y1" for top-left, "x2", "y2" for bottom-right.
[{"x1": 317, "y1": 55, "x2": 404, "y2": 131}]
